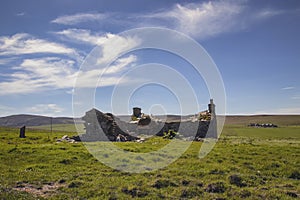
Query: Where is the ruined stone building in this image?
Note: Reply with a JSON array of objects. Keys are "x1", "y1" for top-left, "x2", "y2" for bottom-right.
[{"x1": 82, "y1": 99, "x2": 217, "y2": 141}]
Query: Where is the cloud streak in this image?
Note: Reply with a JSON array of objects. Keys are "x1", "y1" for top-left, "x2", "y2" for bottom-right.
[
  {"x1": 27, "y1": 104, "x2": 64, "y2": 115},
  {"x1": 55, "y1": 28, "x2": 115, "y2": 46},
  {"x1": 51, "y1": 12, "x2": 108, "y2": 25},
  {"x1": 51, "y1": 1, "x2": 286, "y2": 40},
  {"x1": 0, "y1": 33, "x2": 78, "y2": 57},
  {"x1": 281, "y1": 86, "x2": 295, "y2": 90},
  {"x1": 0, "y1": 54, "x2": 138, "y2": 95},
  {"x1": 55, "y1": 28, "x2": 141, "y2": 65},
  {"x1": 143, "y1": 1, "x2": 244, "y2": 39}
]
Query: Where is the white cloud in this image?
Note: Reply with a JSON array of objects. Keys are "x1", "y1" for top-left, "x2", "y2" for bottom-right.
[
  {"x1": 51, "y1": 12, "x2": 108, "y2": 25},
  {"x1": 143, "y1": 1, "x2": 245, "y2": 39},
  {"x1": 96, "y1": 34, "x2": 141, "y2": 65},
  {"x1": 55, "y1": 28, "x2": 141, "y2": 65},
  {"x1": 74, "y1": 54, "x2": 137, "y2": 88},
  {"x1": 131, "y1": 1, "x2": 286, "y2": 39},
  {"x1": 16, "y1": 12, "x2": 25, "y2": 16},
  {"x1": 50, "y1": 2, "x2": 286, "y2": 41},
  {"x1": 0, "y1": 57, "x2": 17, "y2": 65},
  {"x1": 50, "y1": 1, "x2": 246, "y2": 39},
  {"x1": 27, "y1": 104, "x2": 64, "y2": 115},
  {"x1": 104, "y1": 55, "x2": 137, "y2": 74},
  {"x1": 254, "y1": 9, "x2": 284, "y2": 19},
  {"x1": 55, "y1": 28, "x2": 115, "y2": 46},
  {"x1": 0, "y1": 33, "x2": 78, "y2": 57},
  {"x1": 281, "y1": 86, "x2": 295, "y2": 90},
  {"x1": 0, "y1": 54, "x2": 137, "y2": 95},
  {"x1": 0, "y1": 57, "x2": 76, "y2": 95}
]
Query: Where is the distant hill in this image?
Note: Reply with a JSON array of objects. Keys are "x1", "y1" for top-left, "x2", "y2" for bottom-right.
[
  {"x1": 0, "y1": 114, "x2": 299, "y2": 128},
  {"x1": 0, "y1": 114, "x2": 77, "y2": 127}
]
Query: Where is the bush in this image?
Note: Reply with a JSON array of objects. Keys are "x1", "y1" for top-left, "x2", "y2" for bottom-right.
[
  {"x1": 131, "y1": 116, "x2": 138, "y2": 121},
  {"x1": 163, "y1": 130, "x2": 177, "y2": 139}
]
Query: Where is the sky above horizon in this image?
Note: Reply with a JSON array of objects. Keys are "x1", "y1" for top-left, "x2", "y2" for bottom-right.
[{"x1": 0, "y1": 0, "x2": 300, "y2": 117}]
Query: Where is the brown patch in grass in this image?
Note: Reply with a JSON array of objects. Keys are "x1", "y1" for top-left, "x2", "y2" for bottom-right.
[{"x1": 13, "y1": 181, "x2": 65, "y2": 198}]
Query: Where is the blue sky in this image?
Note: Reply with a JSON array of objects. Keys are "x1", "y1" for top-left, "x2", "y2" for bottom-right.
[{"x1": 0, "y1": 0, "x2": 300, "y2": 117}]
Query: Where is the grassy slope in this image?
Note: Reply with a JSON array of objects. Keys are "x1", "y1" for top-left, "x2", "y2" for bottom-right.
[{"x1": 0, "y1": 126, "x2": 299, "y2": 199}]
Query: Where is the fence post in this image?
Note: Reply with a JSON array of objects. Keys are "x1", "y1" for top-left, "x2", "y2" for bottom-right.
[{"x1": 20, "y1": 126, "x2": 26, "y2": 138}]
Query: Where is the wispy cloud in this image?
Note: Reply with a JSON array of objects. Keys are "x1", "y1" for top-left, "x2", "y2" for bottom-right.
[
  {"x1": 291, "y1": 95, "x2": 300, "y2": 100},
  {"x1": 254, "y1": 8, "x2": 285, "y2": 19},
  {"x1": 74, "y1": 54, "x2": 138, "y2": 88},
  {"x1": 26, "y1": 104, "x2": 64, "y2": 115},
  {"x1": 140, "y1": 1, "x2": 286, "y2": 39},
  {"x1": 55, "y1": 28, "x2": 141, "y2": 64},
  {"x1": 281, "y1": 86, "x2": 295, "y2": 90},
  {"x1": 0, "y1": 33, "x2": 78, "y2": 57},
  {"x1": 143, "y1": 1, "x2": 245, "y2": 39},
  {"x1": 0, "y1": 54, "x2": 137, "y2": 95},
  {"x1": 0, "y1": 57, "x2": 17, "y2": 65},
  {"x1": 50, "y1": 1, "x2": 287, "y2": 40},
  {"x1": 104, "y1": 55, "x2": 137, "y2": 74},
  {"x1": 95, "y1": 34, "x2": 141, "y2": 65},
  {"x1": 16, "y1": 12, "x2": 25, "y2": 16},
  {"x1": 51, "y1": 12, "x2": 108, "y2": 25},
  {"x1": 55, "y1": 28, "x2": 114, "y2": 46},
  {"x1": 0, "y1": 57, "x2": 77, "y2": 95}
]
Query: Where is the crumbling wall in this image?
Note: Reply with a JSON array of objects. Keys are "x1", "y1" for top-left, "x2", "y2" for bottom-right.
[
  {"x1": 82, "y1": 109, "x2": 139, "y2": 141},
  {"x1": 82, "y1": 108, "x2": 216, "y2": 141},
  {"x1": 155, "y1": 120, "x2": 210, "y2": 140}
]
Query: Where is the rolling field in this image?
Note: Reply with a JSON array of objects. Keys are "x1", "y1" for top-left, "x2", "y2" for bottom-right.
[
  {"x1": 28, "y1": 124, "x2": 85, "y2": 134},
  {"x1": 224, "y1": 115, "x2": 300, "y2": 126},
  {"x1": 0, "y1": 122, "x2": 299, "y2": 199}
]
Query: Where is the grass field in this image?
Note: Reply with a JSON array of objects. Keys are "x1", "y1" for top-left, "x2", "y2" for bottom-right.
[
  {"x1": 224, "y1": 115, "x2": 300, "y2": 126},
  {"x1": 28, "y1": 124, "x2": 85, "y2": 134},
  {"x1": 0, "y1": 124, "x2": 299, "y2": 199}
]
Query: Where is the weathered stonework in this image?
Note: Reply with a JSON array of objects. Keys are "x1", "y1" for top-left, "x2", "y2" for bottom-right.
[
  {"x1": 81, "y1": 99, "x2": 217, "y2": 141},
  {"x1": 82, "y1": 109, "x2": 139, "y2": 142}
]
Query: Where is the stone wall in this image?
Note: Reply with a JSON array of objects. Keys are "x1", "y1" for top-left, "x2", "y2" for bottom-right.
[
  {"x1": 82, "y1": 109, "x2": 139, "y2": 142},
  {"x1": 82, "y1": 108, "x2": 216, "y2": 141}
]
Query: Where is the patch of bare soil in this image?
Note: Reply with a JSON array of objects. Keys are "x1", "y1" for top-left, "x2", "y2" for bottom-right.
[{"x1": 13, "y1": 181, "x2": 65, "y2": 198}]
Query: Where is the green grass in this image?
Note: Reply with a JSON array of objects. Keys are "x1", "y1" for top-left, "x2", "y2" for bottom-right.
[
  {"x1": 0, "y1": 126, "x2": 299, "y2": 199},
  {"x1": 28, "y1": 123, "x2": 85, "y2": 134},
  {"x1": 223, "y1": 125, "x2": 300, "y2": 139},
  {"x1": 225, "y1": 115, "x2": 300, "y2": 126}
]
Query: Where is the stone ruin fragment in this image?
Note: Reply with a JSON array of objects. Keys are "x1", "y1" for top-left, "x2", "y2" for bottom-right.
[{"x1": 81, "y1": 99, "x2": 217, "y2": 142}]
